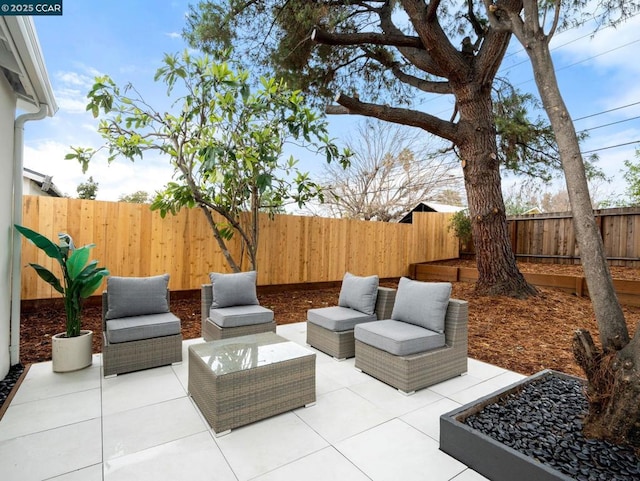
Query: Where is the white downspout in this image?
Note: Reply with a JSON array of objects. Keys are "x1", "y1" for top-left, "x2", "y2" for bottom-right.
[{"x1": 10, "y1": 105, "x2": 48, "y2": 365}]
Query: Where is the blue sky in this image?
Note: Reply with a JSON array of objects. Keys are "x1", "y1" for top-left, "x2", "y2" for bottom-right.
[{"x1": 22, "y1": 1, "x2": 640, "y2": 204}]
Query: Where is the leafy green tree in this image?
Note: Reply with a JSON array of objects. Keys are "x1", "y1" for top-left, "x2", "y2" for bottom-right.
[
  {"x1": 492, "y1": 0, "x2": 640, "y2": 447},
  {"x1": 622, "y1": 153, "x2": 640, "y2": 206},
  {"x1": 183, "y1": 0, "x2": 568, "y2": 298},
  {"x1": 68, "y1": 52, "x2": 348, "y2": 272},
  {"x1": 76, "y1": 176, "x2": 98, "y2": 200},
  {"x1": 118, "y1": 191, "x2": 151, "y2": 204}
]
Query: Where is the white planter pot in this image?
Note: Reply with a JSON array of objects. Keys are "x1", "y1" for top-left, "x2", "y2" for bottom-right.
[{"x1": 51, "y1": 330, "x2": 93, "y2": 372}]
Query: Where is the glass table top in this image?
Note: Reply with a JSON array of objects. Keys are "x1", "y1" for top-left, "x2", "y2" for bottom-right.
[{"x1": 189, "y1": 332, "x2": 315, "y2": 376}]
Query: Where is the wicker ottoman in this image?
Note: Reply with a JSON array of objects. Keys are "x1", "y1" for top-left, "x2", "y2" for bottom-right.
[{"x1": 188, "y1": 332, "x2": 316, "y2": 435}]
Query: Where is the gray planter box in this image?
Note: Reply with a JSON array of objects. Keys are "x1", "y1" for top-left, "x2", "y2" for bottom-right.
[{"x1": 440, "y1": 370, "x2": 580, "y2": 481}]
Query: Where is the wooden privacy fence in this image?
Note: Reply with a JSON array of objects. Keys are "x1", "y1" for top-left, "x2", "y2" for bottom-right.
[
  {"x1": 19, "y1": 195, "x2": 458, "y2": 301},
  {"x1": 509, "y1": 207, "x2": 640, "y2": 267}
]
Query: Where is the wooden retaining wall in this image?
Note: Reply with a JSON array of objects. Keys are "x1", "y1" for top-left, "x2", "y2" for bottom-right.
[{"x1": 410, "y1": 263, "x2": 640, "y2": 306}]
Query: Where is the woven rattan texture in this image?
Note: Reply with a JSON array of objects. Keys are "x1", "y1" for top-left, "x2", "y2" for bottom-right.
[
  {"x1": 355, "y1": 299, "x2": 468, "y2": 393},
  {"x1": 188, "y1": 339, "x2": 315, "y2": 433},
  {"x1": 306, "y1": 286, "x2": 397, "y2": 359},
  {"x1": 102, "y1": 291, "x2": 183, "y2": 376},
  {"x1": 201, "y1": 284, "x2": 276, "y2": 341}
]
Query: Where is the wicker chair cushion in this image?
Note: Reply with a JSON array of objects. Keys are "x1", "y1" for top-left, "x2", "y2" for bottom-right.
[
  {"x1": 105, "y1": 274, "x2": 170, "y2": 320},
  {"x1": 355, "y1": 319, "x2": 445, "y2": 356},
  {"x1": 391, "y1": 278, "x2": 451, "y2": 334},
  {"x1": 209, "y1": 305, "x2": 274, "y2": 328},
  {"x1": 209, "y1": 271, "x2": 259, "y2": 308},
  {"x1": 307, "y1": 306, "x2": 377, "y2": 332},
  {"x1": 106, "y1": 312, "x2": 181, "y2": 344},
  {"x1": 338, "y1": 272, "x2": 379, "y2": 316}
]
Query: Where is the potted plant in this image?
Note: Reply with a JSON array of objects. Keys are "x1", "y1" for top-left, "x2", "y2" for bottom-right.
[{"x1": 15, "y1": 225, "x2": 109, "y2": 372}]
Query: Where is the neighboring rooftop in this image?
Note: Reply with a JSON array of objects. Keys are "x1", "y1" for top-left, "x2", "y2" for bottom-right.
[
  {"x1": 23, "y1": 167, "x2": 63, "y2": 197},
  {"x1": 399, "y1": 202, "x2": 465, "y2": 224}
]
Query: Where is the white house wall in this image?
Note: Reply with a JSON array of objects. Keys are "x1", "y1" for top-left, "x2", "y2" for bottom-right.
[{"x1": 0, "y1": 72, "x2": 17, "y2": 378}]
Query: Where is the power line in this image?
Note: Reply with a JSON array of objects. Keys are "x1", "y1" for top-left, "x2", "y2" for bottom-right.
[
  {"x1": 555, "y1": 37, "x2": 640, "y2": 73},
  {"x1": 577, "y1": 115, "x2": 640, "y2": 133},
  {"x1": 573, "y1": 101, "x2": 640, "y2": 122},
  {"x1": 499, "y1": 10, "x2": 640, "y2": 74},
  {"x1": 581, "y1": 140, "x2": 640, "y2": 154}
]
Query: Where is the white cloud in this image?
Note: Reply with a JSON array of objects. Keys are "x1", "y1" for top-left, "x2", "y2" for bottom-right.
[
  {"x1": 55, "y1": 88, "x2": 89, "y2": 114},
  {"x1": 23, "y1": 140, "x2": 176, "y2": 202},
  {"x1": 556, "y1": 15, "x2": 640, "y2": 73},
  {"x1": 52, "y1": 66, "x2": 103, "y2": 114},
  {"x1": 56, "y1": 71, "x2": 93, "y2": 88},
  {"x1": 165, "y1": 32, "x2": 181, "y2": 39},
  {"x1": 82, "y1": 154, "x2": 175, "y2": 201}
]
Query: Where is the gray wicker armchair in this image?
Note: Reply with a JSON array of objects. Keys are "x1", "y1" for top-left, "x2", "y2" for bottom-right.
[
  {"x1": 306, "y1": 286, "x2": 396, "y2": 360},
  {"x1": 201, "y1": 283, "x2": 276, "y2": 341},
  {"x1": 102, "y1": 275, "x2": 182, "y2": 377},
  {"x1": 354, "y1": 278, "x2": 468, "y2": 394}
]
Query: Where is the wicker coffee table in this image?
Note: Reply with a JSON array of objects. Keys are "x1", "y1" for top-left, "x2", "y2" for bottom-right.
[{"x1": 188, "y1": 332, "x2": 316, "y2": 435}]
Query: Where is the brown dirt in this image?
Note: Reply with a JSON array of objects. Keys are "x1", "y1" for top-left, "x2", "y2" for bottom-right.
[{"x1": 19, "y1": 262, "x2": 640, "y2": 377}]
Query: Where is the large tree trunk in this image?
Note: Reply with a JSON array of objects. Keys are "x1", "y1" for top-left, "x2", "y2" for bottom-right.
[
  {"x1": 524, "y1": 26, "x2": 637, "y2": 447},
  {"x1": 456, "y1": 84, "x2": 536, "y2": 298}
]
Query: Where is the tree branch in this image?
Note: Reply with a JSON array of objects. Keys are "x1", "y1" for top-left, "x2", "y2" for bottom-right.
[
  {"x1": 400, "y1": 0, "x2": 470, "y2": 80},
  {"x1": 378, "y1": 0, "x2": 445, "y2": 77},
  {"x1": 331, "y1": 92, "x2": 459, "y2": 144},
  {"x1": 548, "y1": 1, "x2": 562, "y2": 39},
  {"x1": 391, "y1": 67, "x2": 452, "y2": 94},
  {"x1": 466, "y1": 0, "x2": 486, "y2": 40},
  {"x1": 363, "y1": 48, "x2": 452, "y2": 94},
  {"x1": 311, "y1": 27, "x2": 424, "y2": 49}
]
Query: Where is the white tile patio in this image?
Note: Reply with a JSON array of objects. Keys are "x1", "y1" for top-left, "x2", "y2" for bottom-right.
[{"x1": 0, "y1": 322, "x2": 525, "y2": 481}]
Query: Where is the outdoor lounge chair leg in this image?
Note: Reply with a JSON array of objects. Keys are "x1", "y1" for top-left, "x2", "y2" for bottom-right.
[
  {"x1": 213, "y1": 429, "x2": 232, "y2": 438},
  {"x1": 305, "y1": 402, "x2": 316, "y2": 408},
  {"x1": 398, "y1": 389, "x2": 416, "y2": 396},
  {"x1": 333, "y1": 356, "x2": 347, "y2": 362}
]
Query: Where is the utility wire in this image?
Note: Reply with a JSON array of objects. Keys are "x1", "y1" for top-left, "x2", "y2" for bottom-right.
[
  {"x1": 574, "y1": 101, "x2": 640, "y2": 122},
  {"x1": 577, "y1": 115, "x2": 640, "y2": 133},
  {"x1": 581, "y1": 140, "x2": 640, "y2": 154}
]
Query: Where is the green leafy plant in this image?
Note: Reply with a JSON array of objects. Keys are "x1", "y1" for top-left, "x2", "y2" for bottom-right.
[
  {"x1": 67, "y1": 51, "x2": 350, "y2": 273},
  {"x1": 15, "y1": 225, "x2": 109, "y2": 338},
  {"x1": 448, "y1": 210, "x2": 472, "y2": 244}
]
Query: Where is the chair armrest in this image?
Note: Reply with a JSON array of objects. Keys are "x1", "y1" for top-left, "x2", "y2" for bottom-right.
[
  {"x1": 375, "y1": 287, "x2": 397, "y2": 320},
  {"x1": 444, "y1": 299, "x2": 468, "y2": 348},
  {"x1": 201, "y1": 284, "x2": 213, "y2": 323}
]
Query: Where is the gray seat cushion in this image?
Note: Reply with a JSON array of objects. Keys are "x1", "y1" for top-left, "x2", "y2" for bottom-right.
[
  {"x1": 209, "y1": 305, "x2": 274, "y2": 328},
  {"x1": 105, "y1": 274, "x2": 170, "y2": 320},
  {"x1": 307, "y1": 306, "x2": 377, "y2": 332},
  {"x1": 106, "y1": 312, "x2": 181, "y2": 344},
  {"x1": 355, "y1": 319, "x2": 445, "y2": 356},
  {"x1": 391, "y1": 277, "x2": 451, "y2": 333},
  {"x1": 338, "y1": 272, "x2": 379, "y2": 315}
]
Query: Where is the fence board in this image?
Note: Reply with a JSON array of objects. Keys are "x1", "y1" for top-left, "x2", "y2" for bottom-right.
[
  {"x1": 504, "y1": 208, "x2": 640, "y2": 267},
  {"x1": 19, "y1": 196, "x2": 456, "y2": 300}
]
